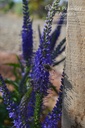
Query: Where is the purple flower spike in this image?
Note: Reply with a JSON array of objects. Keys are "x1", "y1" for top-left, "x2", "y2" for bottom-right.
[
  {"x1": 22, "y1": 0, "x2": 33, "y2": 62},
  {"x1": 30, "y1": 44, "x2": 52, "y2": 94},
  {"x1": 30, "y1": 0, "x2": 59, "y2": 94},
  {"x1": 42, "y1": 76, "x2": 63, "y2": 128},
  {"x1": 0, "y1": 74, "x2": 19, "y2": 127}
]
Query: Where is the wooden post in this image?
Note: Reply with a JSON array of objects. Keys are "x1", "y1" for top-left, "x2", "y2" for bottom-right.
[{"x1": 62, "y1": 0, "x2": 85, "y2": 127}]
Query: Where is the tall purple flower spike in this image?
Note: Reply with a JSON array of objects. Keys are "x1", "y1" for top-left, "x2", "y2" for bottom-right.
[
  {"x1": 0, "y1": 74, "x2": 19, "y2": 127},
  {"x1": 30, "y1": 0, "x2": 59, "y2": 94},
  {"x1": 22, "y1": 0, "x2": 33, "y2": 63},
  {"x1": 42, "y1": 74, "x2": 64, "y2": 128},
  {"x1": 0, "y1": 74, "x2": 35, "y2": 128}
]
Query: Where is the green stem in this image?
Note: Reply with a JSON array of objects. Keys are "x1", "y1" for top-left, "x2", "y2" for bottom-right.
[{"x1": 33, "y1": 92, "x2": 43, "y2": 128}]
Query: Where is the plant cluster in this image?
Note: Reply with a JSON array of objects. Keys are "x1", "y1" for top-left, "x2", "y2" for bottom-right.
[{"x1": 0, "y1": 0, "x2": 66, "y2": 127}]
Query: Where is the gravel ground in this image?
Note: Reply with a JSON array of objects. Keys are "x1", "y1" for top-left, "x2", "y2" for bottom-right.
[
  {"x1": 0, "y1": 13, "x2": 66, "y2": 53},
  {"x1": 0, "y1": 13, "x2": 45, "y2": 53},
  {"x1": 0, "y1": 13, "x2": 22, "y2": 53}
]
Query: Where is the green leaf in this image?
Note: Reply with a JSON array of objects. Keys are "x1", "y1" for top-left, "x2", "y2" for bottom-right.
[
  {"x1": 4, "y1": 63, "x2": 20, "y2": 68},
  {"x1": 4, "y1": 78, "x2": 18, "y2": 89},
  {"x1": 38, "y1": 25, "x2": 41, "y2": 42},
  {"x1": 52, "y1": 37, "x2": 66, "y2": 59},
  {"x1": 16, "y1": 55, "x2": 24, "y2": 73}
]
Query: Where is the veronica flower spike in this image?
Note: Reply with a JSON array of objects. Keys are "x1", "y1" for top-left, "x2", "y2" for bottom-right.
[
  {"x1": 41, "y1": 0, "x2": 59, "y2": 45},
  {"x1": 0, "y1": 74, "x2": 36, "y2": 127},
  {"x1": 31, "y1": 0, "x2": 60, "y2": 94},
  {"x1": 22, "y1": 0, "x2": 33, "y2": 63},
  {"x1": 29, "y1": 1, "x2": 60, "y2": 127},
  {"x1": 0, "y1": 74, "x2": 19, "y2": 127},
  {"x1": 42, "y1": 74, "x2": 64, "y2": 128}
]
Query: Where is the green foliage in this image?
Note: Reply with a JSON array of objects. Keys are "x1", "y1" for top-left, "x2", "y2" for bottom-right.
[
  {"x1": 0, "y1": 54, "x2": 35, "y2": 127},
  {"x1": 0, "y1": 0, "x2": 65, "y2": 18},
  {"x1": 0, "y1": 0, "x2": 15, "y2": 12},
  {"x1": 0, "y1": 57, "x2": 22, "y2": 127},
  {"x1": 0, "y1": 0, "x2": 52, "y2": 17},
  {"x1": 12, "y1": 0, "x2": 53, "y2": 18},
  {"x1": 0, "y1": 97, "x2": 12, "y2": 128},
  {"x1": 12, "y1": 2, "x2": 22, "y2": 16},
  {"x1": 29, "y1": 0, "x2": 47, "y2": 18}
]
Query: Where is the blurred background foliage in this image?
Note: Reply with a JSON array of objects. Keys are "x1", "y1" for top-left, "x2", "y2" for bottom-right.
[
  {"x1": 0, "y1": 0, "x2": 15, "y2": 13},
  {"x1": 29, "y1": 0, "x2": 53, "y2": 18},
  {"x1": 0, "y1": 0, "x2": 53, "y2": 18}
]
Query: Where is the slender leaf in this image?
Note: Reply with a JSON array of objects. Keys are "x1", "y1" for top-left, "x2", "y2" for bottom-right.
[
  {"x1": 4, "y1": 63, "x2": 20, "y2": 68},
  {"x1": 4, "y1": 78, "x2": 18, "y2": 89},
  {"x1": 50, "y1": 9, "x2": 67, "y2": 51},
  {"x1": 52, "y1": 37, "x2": 66, "y2": 59},
  {"x1": 38, "y1": 25, "x2": 41, "y2": 42},
  {"x1": 53, "y1": 57, "x2": 65, "y2": 66}
]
